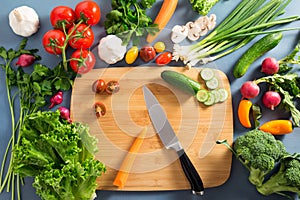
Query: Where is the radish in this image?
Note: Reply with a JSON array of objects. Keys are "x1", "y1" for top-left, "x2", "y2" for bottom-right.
[
  {"x1": 240, "y1": 81, "x2": 260, "y2": 99},
  {"x1": 262, "y1": 91, "x2": 281, "y2": 110},
  {"x1": 49, "y1": 91, "x2": 63, "y2": 108},
  {"x1": 58, "y1": 106, "x2": 72, "y2": 123},
  {"x1": 15, "y1": 54, "x2": 35, "y2": 67},
  {"x1": 261, "y1": 57, "x2": 279, "y2": 75}
]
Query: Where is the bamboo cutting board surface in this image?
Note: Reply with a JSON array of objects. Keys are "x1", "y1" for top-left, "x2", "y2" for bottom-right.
[{"x1": 70, "y1": 66, "x2": 233, "y2": 191}]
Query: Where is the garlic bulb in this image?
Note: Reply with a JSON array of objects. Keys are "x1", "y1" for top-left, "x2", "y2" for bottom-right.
[{"x1": 9, "y1": 6, "x2": 39, "y2": 37}]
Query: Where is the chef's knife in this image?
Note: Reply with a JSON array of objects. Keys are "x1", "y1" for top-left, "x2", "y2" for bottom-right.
[{"x1": 142, "y1": 85, "x2": 204, "y2": 195}]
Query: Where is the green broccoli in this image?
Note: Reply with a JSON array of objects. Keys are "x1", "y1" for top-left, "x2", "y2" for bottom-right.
[
  {"x1": 257, "y1": 154, "x2": 300, "y2": 199},
  {"x1": 217, "y1": 129, "x2": 287, "y2": 187},
  {"x1": 189, "y1": 0, "x2": 219, "y2": 15}
]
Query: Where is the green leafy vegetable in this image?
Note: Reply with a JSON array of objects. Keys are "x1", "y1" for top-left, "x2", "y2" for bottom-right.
[
  {"x1": 173, "y1": 0, "x2": 300, "y2": 67},
  {"x1": 0, "y1": 39, "x2": 74, "y2": 200},
  {"x1": 189, "y1": 0, "x2": 220, "y2": 15},
  {"x1": 13, "y1": 110, "x2": 106, "y2": 200},
  {"x1": 104, "y1": 0, "x2": 158, "y2": 45}
]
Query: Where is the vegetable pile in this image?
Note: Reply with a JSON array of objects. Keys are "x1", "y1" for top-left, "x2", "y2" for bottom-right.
[
  {"x1": 12, "y1": 110, "x2": 106, "y2": 200},
  {"x1": 218, "y1": 130, "x2": 300, "y2": 199},
  {"x1": 173, "y1": 0, "x2": 300, "y2": 67}
]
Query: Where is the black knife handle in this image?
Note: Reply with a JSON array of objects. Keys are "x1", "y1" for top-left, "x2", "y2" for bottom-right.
[{"x1": 177, "y1": 149, "x2": 204, "y2": 195}]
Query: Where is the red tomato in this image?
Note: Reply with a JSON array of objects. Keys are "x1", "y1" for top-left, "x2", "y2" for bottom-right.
[
  {"x1": 75, "y1": 0, "x2": 101, "y2": 26},
  {"x1": 105, "y1": 80, "x2": 120, "y2": 94},
  {"x1": 50, "y1": 6, "x2": 76, "y2": 30},
  {"x1": 92, "y1": 79, "x2": 106, "y2": 93},
  {"x1": 155, "y1": 52, "x2": 172, "y2": 65},
  {"x1": 68, "y1": 24, "x2": 94, "y2": 49},
  {"x1": 140, "y1": 45, "x2": 156, "y2": 62},
  {"x1": 70, "y1": 49, "x2": 96, "y2": 74},
  {"x1": 42, "y1": 29, "x2": 66, "y2": 54}
]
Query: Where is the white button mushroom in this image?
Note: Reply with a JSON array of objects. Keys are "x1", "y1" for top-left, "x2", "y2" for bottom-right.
[
  {"x1": 8, "y1": 6, "x2": 39, "y2": 37},
  {"x1": 171, "y1": 25, "x2": 188, "y2": 43},
  {"x1": 186, "y1": 22, "x2": 201, "y2": 41},
  {"x1": 97, "y1": 35, "x2": 127, "y2": 65}
]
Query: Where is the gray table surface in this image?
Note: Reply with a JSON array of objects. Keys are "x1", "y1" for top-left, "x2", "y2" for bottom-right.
[{"x1": 1, "y1": 0, "x2": 300, "y2": 200}]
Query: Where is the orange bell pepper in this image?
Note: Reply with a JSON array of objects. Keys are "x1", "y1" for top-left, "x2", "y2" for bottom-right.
[
  {"x1": 259, "y1": 120, "x2": 293, "y2": 135},
  {"x1": 238, "y1": 99, "x2": 253, "y2": 128}
]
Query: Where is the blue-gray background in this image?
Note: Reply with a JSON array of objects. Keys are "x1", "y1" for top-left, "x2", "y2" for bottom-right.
[{"x1": 0, "y1": 0, "x2": 300, "y2": 200}]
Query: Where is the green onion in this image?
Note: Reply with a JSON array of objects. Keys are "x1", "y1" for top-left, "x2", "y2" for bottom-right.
[{"x1": 173, "y1": 0, "x2": 300, "y2": 67}]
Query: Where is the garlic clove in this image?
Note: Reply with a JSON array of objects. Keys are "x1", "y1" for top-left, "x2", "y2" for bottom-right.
[{"x1": 8, "y1": 6, "x2": 39, "y2": 37}]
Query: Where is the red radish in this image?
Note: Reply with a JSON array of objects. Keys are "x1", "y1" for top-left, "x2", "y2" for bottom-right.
[
  {"x1": 49, "y1": 91, "x2": 63, "y2": 108},
  {"x1": 15, "y1": 54, "x2": 35, "y2": 67},
  {"x1": 240, "y1": 81, "x2": 260, "y2": 99},
  {"x1": 262, "y1": 91, "x2": 281, "y2": 110},
  {"x1": 261, "y1": 57, "x2": 279, "y2": 75},
  {"x1": 58, "y1": 106, "x2": 72, "y2": 123}
]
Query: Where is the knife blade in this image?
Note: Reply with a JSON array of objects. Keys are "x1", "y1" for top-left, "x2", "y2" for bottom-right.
[{"x1": 143, "y1": 85, "x2": 204, "y2": 195}]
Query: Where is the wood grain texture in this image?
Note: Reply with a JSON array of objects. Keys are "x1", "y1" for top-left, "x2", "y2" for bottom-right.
[{"x1": 70, "y1": 66, "x2": 233, "y2": 191}]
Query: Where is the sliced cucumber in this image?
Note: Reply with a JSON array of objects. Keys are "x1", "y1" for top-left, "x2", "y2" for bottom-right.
[
  {"x1": 206, "y1": 77, "x2": 219, "y2": 90},
  {"x1": 200, "y1": 68, "x2": 215, "y2": 81},
  {"x1": 218, "y1": 88, "x2": 229, "y2": 102},
  {"x1": 204, "y1": 92, "x2": 215, "y2": 106},
  {"x1": 196, "y1": 89, "x2": 209, "y2": 102},
  {"x1": 211, "y1": 90, "x2": 221, "y2": 103}
]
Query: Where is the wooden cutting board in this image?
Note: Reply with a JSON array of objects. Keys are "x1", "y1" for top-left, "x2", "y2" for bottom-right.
[{"x1": 70, "y1": 66, "x2": 233, "y2": 191}]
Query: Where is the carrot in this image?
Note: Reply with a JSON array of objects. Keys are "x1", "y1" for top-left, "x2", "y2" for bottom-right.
[
  {"x1": 238, "y1": 99, "x2": 253, "y2": 128},
  {"x1": 113, "y1": 127, "x2": 147, "y2": 188},
  {"x1": 259, "y1": 120, "x2": 293, "y2": 135},
  {"x1": 146, "y1": 0, "x2": 178, "y2": 43}
]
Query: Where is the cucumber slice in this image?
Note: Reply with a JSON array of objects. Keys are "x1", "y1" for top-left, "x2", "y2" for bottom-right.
[
  {"x1": 218, "y1": 88, "x2": 229, "y2": 102},
  {"x1": 206, "y1": 77, "x2": 219, "y2": 90},
  {"x1": 204, "y1": 92, "x2": 215, "y2": 106},
  {"x1": 200, "y1": 68, "x2": 215, "y2": 81},
  {"x1": 196, "y1": 89, "x2": 209, "y2": 102},
  {"x1": 211, "y1": 90, "x2": 221, "y2": 103}
]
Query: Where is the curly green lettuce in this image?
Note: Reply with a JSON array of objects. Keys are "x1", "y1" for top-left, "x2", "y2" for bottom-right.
[
  {"x1": 189, "y1": 0, "x2": 219, "y2": 15},
  {"x1": 13, "y1": 110, "x2": 106, "y2": 200}
]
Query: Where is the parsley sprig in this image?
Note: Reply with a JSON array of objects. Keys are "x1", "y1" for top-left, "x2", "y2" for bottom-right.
[{"x1": 104, "y1": 0, "x2": 158, "y2": 45}]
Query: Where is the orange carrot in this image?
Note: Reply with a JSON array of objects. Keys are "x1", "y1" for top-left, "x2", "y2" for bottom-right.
[
  {"x1": 146, "y1": 0, "x2": 178, "y2": 43},
  {"x1": 238, "y1": 99, "x2": 252, "y2": 128},
  {"x1": 113, "y1": 127, "x2": 147, "y2": 188}
]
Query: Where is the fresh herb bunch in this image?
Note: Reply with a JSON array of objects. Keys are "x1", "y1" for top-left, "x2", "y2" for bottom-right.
[
  {"x1": 104, "y1": 0, "x2": 158, "y2": 45},
  {"x1": 0, "y1": 39, "x2": 73, "y2": 200},
  {"x1": 13, "y1": 110, "x2": 106, "y2": 200}
]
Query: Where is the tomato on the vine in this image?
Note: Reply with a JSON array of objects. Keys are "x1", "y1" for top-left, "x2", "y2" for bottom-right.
[
  {"x1": 42, "y1": 29, "x2": 66, "y2": 54},
  {"x1": 50, "y1": 6, "x2": 76, "y2": 30},
  {"x1": 75, "y1": 1, "x2": 101, "y2": 26},
  {"x1": 155, "y1": 52, "x2": 172, "y2": 65},
  {"x1": 70, "y1": 49, "x2": 96, "y2": 74},
  {"x1": 68, "y1": 24, "x2": 94, "y2": 49}
]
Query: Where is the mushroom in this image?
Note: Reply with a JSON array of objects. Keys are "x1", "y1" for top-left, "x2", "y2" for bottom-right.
[
  {"x1": 8, "y1": 6, "x2": 39, "y2": 37},
  {"x1": 171, "y1": 25, "x2": 188, "y2": 43},
  {"x1": 186, "y1": 21, "x2": 201, "y2": 41},
  {"x1": 207, "y1": 14, "x2": 217, "y2": 30}
]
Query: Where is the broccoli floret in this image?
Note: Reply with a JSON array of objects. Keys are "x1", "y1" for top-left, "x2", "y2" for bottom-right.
[
  {"x1": 218, "y1": 129, "x2": 287, "y2": 187},
  {"x1": 257, "y1": 154, "x2": 300, "y2": 199},
  {"x1": 189, "y1": 0, "x2": 219, "y2": 15}
]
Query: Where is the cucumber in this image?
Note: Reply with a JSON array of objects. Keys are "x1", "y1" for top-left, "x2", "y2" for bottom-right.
[
  {"x1": 203, "y1": 92, "x2": 215, "y2": 106},
  {"x1": 161, "y1": 70, "x2": 201, "y2": 95},
  {"x1": 233, "y1": 32, "x2": 283, "y2": 78},
  {"x1": 196, "y1": 89, "x2": 209, "y2": 102},
  {"x1": 200, "y1": 68, "x2": 214, "y2": 81}
]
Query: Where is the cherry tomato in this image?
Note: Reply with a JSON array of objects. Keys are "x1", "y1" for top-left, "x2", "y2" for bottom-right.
[
  {"x1": 140, "y1": 45, "x2": 156, "y2": 62},
  {"x1": 50, "y1": 6, "x2": 76, "y2": 30},
  {"x1": 92, "y1": 79, "x2": 106, "y2": 93},
  {"x1": 68, "y1": 24, "x2": 94, "y2": 49},
  {"x1": 42, "y1": 29, "x2": 66, "y2": 54},
  {"x1": 75, "y1": 0, "x2": 101, "y2": 26},
  {"x1": 70, "y1": 49, "x2": 96, "y2": 74},
  {"x1": 94, "y1": 102, "x2": 106, "y2": 118},
  {"x1": 155, "y1": 52, "x2": 172, "y2": 65},
  {"x1": 125, "y1": 46, "x2": 138, "y2": 64},
  {"x1": 106, "y1": 81, "x2": 120, "y2": 94}
]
